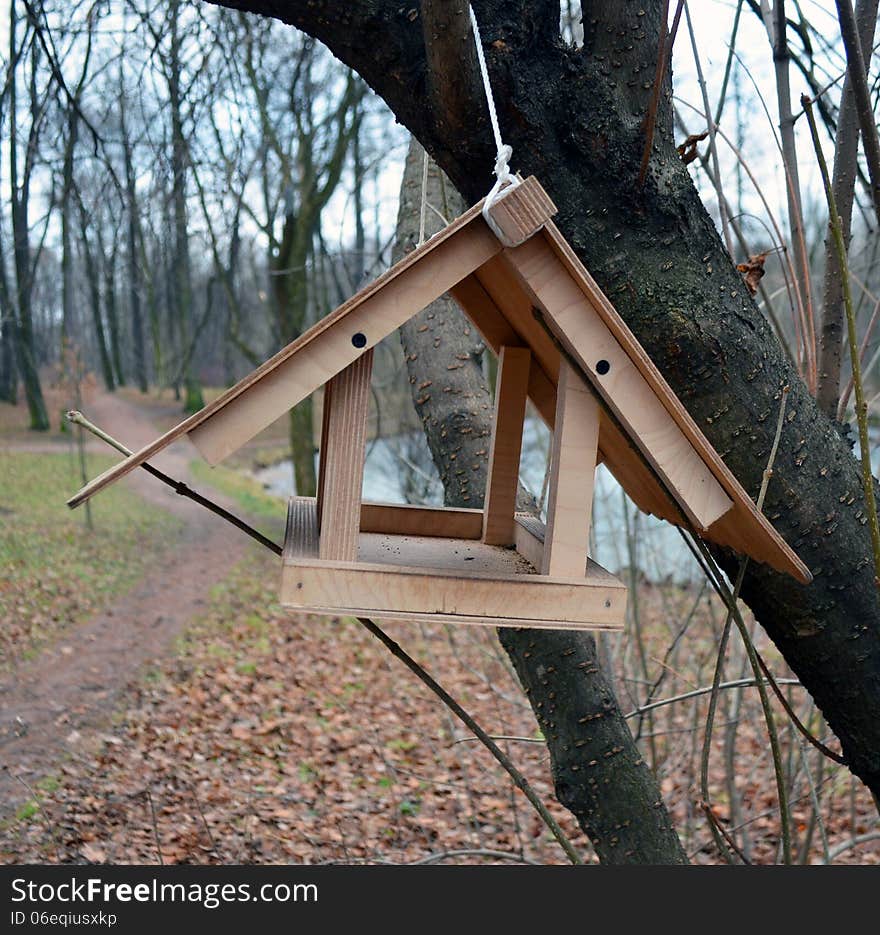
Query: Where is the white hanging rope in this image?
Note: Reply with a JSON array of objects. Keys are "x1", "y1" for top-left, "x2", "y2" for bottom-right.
[{"x1": 468, "y1": 5, "x2": 518, "y2": 231}]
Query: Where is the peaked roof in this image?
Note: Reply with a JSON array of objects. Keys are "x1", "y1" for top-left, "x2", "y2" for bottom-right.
[{"x1": 68, "y1": 178, "x2": 811, "y2": 584}]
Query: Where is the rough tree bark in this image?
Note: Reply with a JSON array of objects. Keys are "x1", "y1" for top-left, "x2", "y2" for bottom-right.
[
  {"x1": 102, "y1": 238, "x2": 125, "y2": 388},
  {"x1": 205, "y1": 0, "x2": 880, "y2": 813},
  {"x1": 8, "y1": 0, "x2": 49, "y2": 430},
  {"x1": 0, "y1": 160, "x2": 17, "y2": 405}
]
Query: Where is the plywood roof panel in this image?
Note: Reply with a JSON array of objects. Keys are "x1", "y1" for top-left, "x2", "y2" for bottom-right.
[{"x1": 68, "y1": 177, "x2": 810, "y2": 584}]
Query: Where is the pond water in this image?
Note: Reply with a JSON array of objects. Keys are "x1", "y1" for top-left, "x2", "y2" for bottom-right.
[{"x1": 252, "y1": 419, "x2": 880, "y2": 585}]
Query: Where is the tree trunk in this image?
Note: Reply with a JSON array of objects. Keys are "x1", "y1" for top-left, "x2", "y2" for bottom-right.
[
  {"x1": 272, "y1": 235, "x2": 318, "y2": 498},
  {"x1": 816, "y1": 0, "x2": 879, "y2": 417},
  {"x1": 8, "y1": 0, "x2": 48, "y2": 430},
  {"x1": 104, "y1": 245, "x2": 125, "y2": 388},
  {"x1": 0, "y1": 214, "x2": 16, "y2": 405},
  {"x1": 77, "y1": 200, "x2": 115, "y2": 391},
  {"x1": 168, "y1": 0, "x2": 204, "y2": 413},
  {"x1": 121, "y1": 86, "x2": 149, "y2": 393},
  {"x1": 60, "y1": 107, "x2": 78, "y2": 356},
  {"x1": 395, "y1": 138, "x2": 687, "y2": 863},
  {"x1": 206, "y1": 0, "x2": 880, "y2": 804},
  {"x1": 766, "y1": 0, "x2": 813, "y2": 385}
]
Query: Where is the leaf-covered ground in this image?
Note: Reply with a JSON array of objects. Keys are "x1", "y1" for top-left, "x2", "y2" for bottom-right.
[
  {"x1": 3, "y1": 544, "x2": 878, "y2": 865},
  {"x1": 2, "y1": 551, "x2": 587, "y2": 864},
  {"x1": 2, "y1": 389, "x2": 877, "y2": 865}
]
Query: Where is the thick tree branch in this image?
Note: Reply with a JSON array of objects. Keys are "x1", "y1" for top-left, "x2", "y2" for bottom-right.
[{"x1": 420, "y1": 1, "x2": 482, "y2": 144}]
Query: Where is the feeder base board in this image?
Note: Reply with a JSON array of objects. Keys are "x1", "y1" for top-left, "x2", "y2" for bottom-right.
[{"x1": 280, "y1": 498, "x2": 626, "y2": 632}]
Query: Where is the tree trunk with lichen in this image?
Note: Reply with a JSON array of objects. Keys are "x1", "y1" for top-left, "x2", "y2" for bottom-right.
[{"x1": 207, "y1": 0, "x2": 880, "y2": 814}]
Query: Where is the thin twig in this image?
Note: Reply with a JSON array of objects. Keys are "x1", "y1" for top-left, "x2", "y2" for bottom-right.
[
  {"x1": 14, "y1": 773, "x2": 61, "y2": 860},
  {"x1": 796, "y1": 733, "x2": 831, "y2": 863},
  {"x1": 684, "y1": 0, "x2": 733, "y2": 255},
  {"x1": 700, "y1": 386, "x2": 792, "y2": 864},
  {"x1": 823, "y1": 830, "x2": 880, "y2": 862},
  {"x1": 753, "y1": 650, "x2": 846, "y2": 764},
  {"x1": 637, "y1": 0, "x2": 685, "y2": 188},
  {"x1": 834, "y1": 0, "x2": 880, "y2": 222},
  {"x1": 410, "y1": 848, "x2": 541, "y2": 865},
  {"x1": 144, "y1": 788, "x2": 164, "y2": 866},
  {"x1": 188, "y1": 781, "x2": 220, "y2": 859},
  {"x1": 714, "y1": 0, "x2": 745, "y2": 125},
  {"x1": 628, "y1": 676, "x2": 801, "y2": 718},
  {"x1": 65, "y1": 410, "x2": 283, "y2": 557}
]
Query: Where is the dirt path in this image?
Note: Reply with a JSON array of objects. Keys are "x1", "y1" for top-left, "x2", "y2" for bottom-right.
[{"x1": 0, "y1": 392, "x2": 257, "y2": 819}]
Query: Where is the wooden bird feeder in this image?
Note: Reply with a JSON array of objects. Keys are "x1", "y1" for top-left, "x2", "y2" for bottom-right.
[{"x1": 69, "y1": 177, "x2": 810, "y2": 632}]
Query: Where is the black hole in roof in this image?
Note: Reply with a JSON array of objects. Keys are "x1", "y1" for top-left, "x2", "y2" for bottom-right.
[
  {"x1": 596, "y1": 359, "x2": 611, "y2": 375},
  {"x1": 352, "y1": 332, "x2": 367, "y2": 349}
]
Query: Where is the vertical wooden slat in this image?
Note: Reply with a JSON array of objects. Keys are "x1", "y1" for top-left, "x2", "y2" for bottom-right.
[
  {"x1": 318, "y1": 348, "x2": 373, "y2": 562},
  {"x1": 316, "y1": 380, "x2": 333, "y2": 530},
  {"x1": 482, "y1": 346, "x2": 531, "y2": 546},
  {"x1": 283, "y1": 497, "x2": 319, "y2": 560},
  {"x1": 542, "y1": 358, "x2": 600, "y2": 578}
]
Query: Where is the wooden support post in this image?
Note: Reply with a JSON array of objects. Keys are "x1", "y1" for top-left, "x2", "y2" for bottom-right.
[
  {"x1": 483, "y1": 346, "x2": 531, "y2": 546},
  {"x1": 317, "y1": 348, "x2": 373, "y2": 562},
  {"x1": 316, "y1": 380, "x2": 333, "y2": 530},
  {"x1": 541, "y1": 358, "x2": 600, "y2": 578}
]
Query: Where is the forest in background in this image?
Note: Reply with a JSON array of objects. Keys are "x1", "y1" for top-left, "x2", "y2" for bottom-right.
[{"x1": 2, "y1": 1, "x2": 878, "y2": 480}]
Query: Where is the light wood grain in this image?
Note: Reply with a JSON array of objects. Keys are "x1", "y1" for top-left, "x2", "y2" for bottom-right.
[
  {"x1": 281, "y1": 537, "x2": 626, "y2": 630},
  {"x1": 66, "y1": 171, "x2": 810, "y2": 584},
  {"x1": 315, "y1": 381, "x2": 333, "y2": 529},
  {"x1": 530, "y1": 224, "x2": 810, "y2": 583},
  {"x1": 449, "y1": 274, "x2": 557, "y2": 428},
  {"x1": 484, "y1": 176, "x2": 557, "y2": 247},
  {"x1": 507, "y1": 235, "x2": 733, "y2": 533},
  {"x1": 68, "y1": 204, "x2": 503, "y2": 507},
  {"x1": 318, "y1": 349, "x2": 373, "y2": 562},
  {"x1": 514, "y1": 513, "x2": 545, "y2": 570},
  {"x1": 190, "y1": 224, "x2": 499, "y2": 465},
  {"x1": 541, "y1": 359, "x2": 600, "y2": 578},
  {"x1": 360, "y1": 502, "x2": 483, "y2": 539},
  {"x1": 284, "y1": 496, "x2": 319, "y2": 560},
  {"x1": 482, "y1": 346, "x2": 531, "y2": 545}
]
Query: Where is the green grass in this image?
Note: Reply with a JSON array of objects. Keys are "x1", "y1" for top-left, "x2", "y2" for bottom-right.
[
  {"x1": 15, "y1": 801, "x2": 39, "y2": 823},
  {"x1": 189, "y1": 460, "x2": 285, "y2": 521},
  {"x1": 0, "y1": 451, "x2": 182, "y2": 665}
]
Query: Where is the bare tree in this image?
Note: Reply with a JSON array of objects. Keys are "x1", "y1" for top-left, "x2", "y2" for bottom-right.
[
  {"x1": 7, "y1": 0, "x2": 51, "y2": 430},
  {"x1": 238, "y1": 15, "x2": 363, "y2": 494},
  {"x1": 817, "y1": 0, "x2": 880, "y2": 415}
]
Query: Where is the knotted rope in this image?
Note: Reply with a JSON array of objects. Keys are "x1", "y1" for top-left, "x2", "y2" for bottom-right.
[{"x1": 468, "y1": 6, "x2": 518, "y2": 241}]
